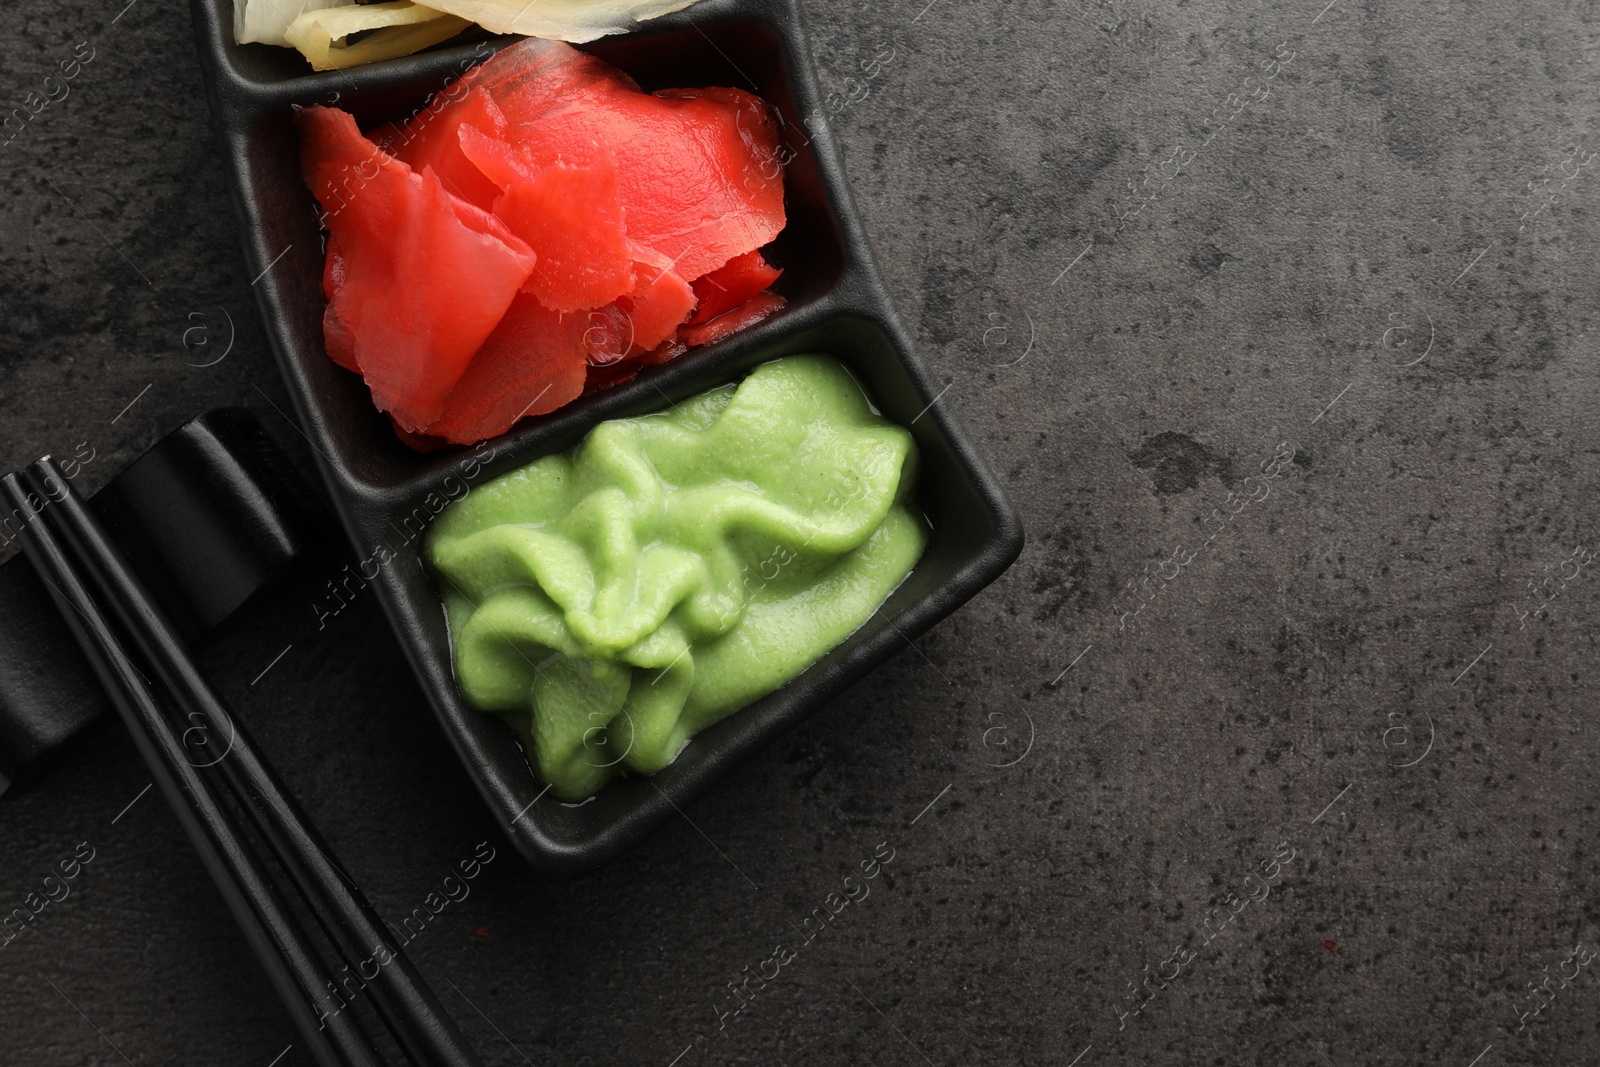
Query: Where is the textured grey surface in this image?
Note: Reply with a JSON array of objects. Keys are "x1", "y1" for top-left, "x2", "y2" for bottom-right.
[{"x1": 3, "y1": 0, "x2": 1600, "y2": 1064}]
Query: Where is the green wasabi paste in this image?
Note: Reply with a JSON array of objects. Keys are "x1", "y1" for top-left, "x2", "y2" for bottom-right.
[{"x1": 426, "y1": 355, "x2": 928, "y2": 799}]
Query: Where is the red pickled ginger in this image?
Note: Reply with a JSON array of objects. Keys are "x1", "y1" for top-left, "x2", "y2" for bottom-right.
[
  {"x1": 296, "y1": 38, "x2": 790, "y2": 447},
  {"x1": 296, "y1": 105, "x2": 536, "y2": 431}
]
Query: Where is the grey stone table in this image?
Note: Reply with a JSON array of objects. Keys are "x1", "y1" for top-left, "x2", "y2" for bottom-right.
[{"x1": 3, "y1": 0, "x2": 1599, "y2": 1063}]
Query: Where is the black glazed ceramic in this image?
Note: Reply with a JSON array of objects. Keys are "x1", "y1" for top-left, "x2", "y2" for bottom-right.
[
  {"x1": 190, "y1": 0, "x2": 1024, "y2": 871},
  {"x1": 0, "y1": 409, "x2": 326, "y2": 799}
]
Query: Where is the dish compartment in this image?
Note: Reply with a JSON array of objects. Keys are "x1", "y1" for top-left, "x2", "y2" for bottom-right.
[
  {"x1": 196, "y1": 0, "x2": 857, "y2": 501},
  {"x1": 367, "y1": 310, "x2": 1022, "y2": 871}
]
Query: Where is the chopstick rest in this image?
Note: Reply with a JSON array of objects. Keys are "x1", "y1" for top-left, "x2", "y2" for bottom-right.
[
  {"x1": 0, "y1": 470, "x2": 382, "y2": 1067},
  {"x1": 0, "y1": 409, "x2": 326, "y2": 798},
  {"x1": 20, "y1": 458, "x2": 484, "y2": 1067}
]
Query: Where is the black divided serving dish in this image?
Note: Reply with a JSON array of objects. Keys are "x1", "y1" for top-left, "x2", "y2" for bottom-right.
[{"x1": 189, "y1": 0, "x2": 1023, "y2": 871}]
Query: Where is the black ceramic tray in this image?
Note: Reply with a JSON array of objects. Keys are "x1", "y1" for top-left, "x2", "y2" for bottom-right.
[{"x1": 189, "y1": 0, "x2": 1023, "y2": 872}]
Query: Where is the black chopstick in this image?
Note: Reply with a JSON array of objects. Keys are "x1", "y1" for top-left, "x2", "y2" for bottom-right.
[
  {"x1": 20, "y1": 459, "x2": 483, "y2": 1067},
  {"x1": 0, "y1": 471, "x2": 383, "y2": 1067}
]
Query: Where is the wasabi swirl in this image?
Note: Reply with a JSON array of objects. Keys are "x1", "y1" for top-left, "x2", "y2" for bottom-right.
[{"x1": 427, "y1": 356, "x2": 928, "y2": 799}]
